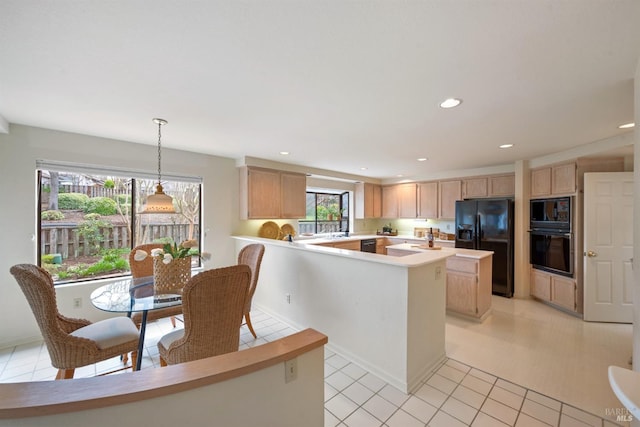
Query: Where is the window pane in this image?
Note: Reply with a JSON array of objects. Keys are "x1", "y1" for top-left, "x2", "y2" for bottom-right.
[{"x1": 38, "y1": 170, "x2": 201, "y2": 284}]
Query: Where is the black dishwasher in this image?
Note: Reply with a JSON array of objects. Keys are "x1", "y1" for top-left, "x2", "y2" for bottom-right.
[{"x1": 360, "y1": 238, "x2": 377, "y2": 253}]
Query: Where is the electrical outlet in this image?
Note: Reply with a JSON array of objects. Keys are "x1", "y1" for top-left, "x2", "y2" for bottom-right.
[
  {"x1": 73, "y1": 298, "x2": 82, "y2": 309},
  {"x1": 285, "y1": 358, "x2": 297, "y2": 383},
  {"x1": 285, "y1": 293, "x2": 291, "y2": 304}
]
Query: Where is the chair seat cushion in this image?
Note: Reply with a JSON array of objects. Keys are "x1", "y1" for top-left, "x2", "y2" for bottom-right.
[
  {"x1": 158, "y1": 328, "x2": 184, "y2": 351},
  {"x1": 71, "y1": 317, "x2": 139, "y2": 349}
]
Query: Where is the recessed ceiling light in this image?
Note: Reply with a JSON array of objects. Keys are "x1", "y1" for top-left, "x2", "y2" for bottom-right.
[
  {"x1": 440, "y1": 98, "x2": 462, "y2": 109},
  {"x1": 360, "y1": 167, "x2": 368, "y2": 171},
  {"x1": 417, "y1": 157, "x2": 428, "y2": 162},
  {"x1": 397, "y1": 174, "x2": 404, "y2": 178},
  {"x1": 499, "y1": 144, "x2": 514, "y2": 149},
  {"x1": 618, "y1": 123, "x2": 635, "y2": 129},
  {"x1": 279, "y1": 151, "x2": 290, "y2": 155}
]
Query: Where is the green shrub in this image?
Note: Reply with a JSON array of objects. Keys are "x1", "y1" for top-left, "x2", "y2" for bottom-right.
[
  {"x1": 58, "y1": 193, "x2": 89, "y2": 210},
  {"x1": 77, "y1": 217, "x2": 112, "y2": 255},
  {"x1": 104, "y1": 179, "x2": 115, "y2": 189},
  {"x1": 41, "y1": 210, "x2": 65, "y2": 220},
  {"x1": 84, "y1": 213, "x2": 102, "y2": 220},
  {"x1": 84, "y1": 197, "x2": 117, "y2": 216},
  {"x1": 41, "y1": 254, "x2": 56, "y2": 264}
]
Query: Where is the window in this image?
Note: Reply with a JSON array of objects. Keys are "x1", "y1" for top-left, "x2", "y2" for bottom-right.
[
  {"x1": 299, "y1": 191, "x2": 349, "y2": 235},
  {"x1": 37, "y1": 163, "x2": 202, "y2": 285}
]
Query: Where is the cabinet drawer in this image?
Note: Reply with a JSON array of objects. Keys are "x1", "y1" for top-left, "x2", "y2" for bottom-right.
[{"x1": 446, "y1": 256, "x2": 478, "y2": 274}]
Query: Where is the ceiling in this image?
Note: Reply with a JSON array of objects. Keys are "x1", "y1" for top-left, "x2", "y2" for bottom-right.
[{"x1": 1, "y1": 1, "x2": 639, "y2": 182}]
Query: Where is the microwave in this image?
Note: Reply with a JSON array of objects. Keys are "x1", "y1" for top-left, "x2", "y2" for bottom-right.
[{"x1": 530, "y1": 197, "x2": 571, "y2": 230}]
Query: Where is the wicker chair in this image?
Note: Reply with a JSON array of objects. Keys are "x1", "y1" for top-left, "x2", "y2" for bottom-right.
[
  {"x1": 129, "y1": 243, "x2": 183, "y2": 329},
  {"x1": 158, "y1": 265, "x2": 250, "y2": 366},
  {"x1": 122, "y1": 243, "x2": 184, "y2": 365},
  {"x1": 237, "y1": 243, "x2": 265, "y2": 339},
  {"x1": 9, "y1": 264, "x2": 140, "y2": 379}
]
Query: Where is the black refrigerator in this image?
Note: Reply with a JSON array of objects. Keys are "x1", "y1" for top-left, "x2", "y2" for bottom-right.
[{"x1": 455, "y1": 198, "x2": 514, "y2": 297}]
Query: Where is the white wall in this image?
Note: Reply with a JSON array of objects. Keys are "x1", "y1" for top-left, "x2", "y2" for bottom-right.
[
  {"x1": 0, "y1": 347, "x2": 325, "y2": 427},
  {"x1": 0, "y1": 125, "x2": 240, "y2": 348}
]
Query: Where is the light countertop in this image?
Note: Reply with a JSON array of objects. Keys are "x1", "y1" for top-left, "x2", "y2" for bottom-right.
[
  {"x1": 233, "y1": 235, "x2": 453, "y2": 267},
  {"x1": 386, "y1": 243, "x2": 494, "y2": 259}
]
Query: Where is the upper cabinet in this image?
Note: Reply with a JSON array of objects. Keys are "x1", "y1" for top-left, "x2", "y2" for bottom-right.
[
  {"x1": 488, "y1": 174, "x2": 515, "y2": 197},
  {"x1": 382, "y1": 183, "x2": 417, "y2": 218},
  {"x1": 355, "y1": 183, "x2": 382, "y2": 219},
  {"x1": 417, "y1": 182, "x2": 438, "y2": 219},
  {"x1": 531, "y1": 162, "x2": 576, "y2": 198},
  {"x1": 462, "y1": 174, "x2": 515, "y2": 199},
  {"x1": 438, "y1": 180, "x2": 462, "y2": 219},
  {"x1": 462, "y1": 177, "x2": 488, "y2": 199},
  {"x1": 239, "y1": 166, "x2": 306, "y2": 219}
]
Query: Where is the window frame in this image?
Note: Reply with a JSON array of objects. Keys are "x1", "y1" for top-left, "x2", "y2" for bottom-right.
[{"x1": 36, "y1": 161, "x2": 203, "y2": 285}]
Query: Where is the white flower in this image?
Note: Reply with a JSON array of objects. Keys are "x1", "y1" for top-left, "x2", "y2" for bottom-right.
[
  {"x1": 150, "y1": 248, "x2": 164, "y2": 257},
  {"x1": 162, "y1": 253, "x2": 173, "y2": 264},
  {"x1": 133, "y1": 250, "x2": 148, "y2": 261}
]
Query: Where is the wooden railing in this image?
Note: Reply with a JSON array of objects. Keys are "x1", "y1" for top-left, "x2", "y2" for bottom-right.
[{"x1": 41, "y1": 223, "x2": 199, "y2": 258}]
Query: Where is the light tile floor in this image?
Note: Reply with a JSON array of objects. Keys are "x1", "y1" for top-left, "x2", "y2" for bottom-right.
[{"x1": 0, "y1": 301, "x2": 630, "y2": 427}]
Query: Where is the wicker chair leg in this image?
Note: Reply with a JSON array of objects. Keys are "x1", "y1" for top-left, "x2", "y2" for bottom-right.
[
  {"x1": 170, "y1": 316, "x2": 176, "y2": 328},
  {"x1": 160, "y1": 356, "x2": 167, "y2": 367},
  {"x1": 131, "y1": 351, "x2": 138, "y2": 371},
  {"x1": 122, "y1": 352, "x2": 129, "y2": 364},
  {"x1": 245, "y1": 312, "x2": 257, "y2": 339},
  {"x1": 55, "y1": 369, "x2": 75, "y2": 380}
]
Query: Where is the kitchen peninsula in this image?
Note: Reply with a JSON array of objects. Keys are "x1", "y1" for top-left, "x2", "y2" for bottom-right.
[{"x1": 233, "y1": 235, "x2": 485, "y2": 393}]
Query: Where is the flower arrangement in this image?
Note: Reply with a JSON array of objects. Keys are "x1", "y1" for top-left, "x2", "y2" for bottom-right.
[{"x1": 134, "y1": 239, "x2": 211, "y2": 264}]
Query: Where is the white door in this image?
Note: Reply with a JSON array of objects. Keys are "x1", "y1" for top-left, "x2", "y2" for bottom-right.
[{"x1": 583, "y1": 172, "x2": 634, "y2": 322}]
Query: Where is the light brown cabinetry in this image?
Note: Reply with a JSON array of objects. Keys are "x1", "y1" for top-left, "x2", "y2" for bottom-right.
[
  {"x1": 489, "y1": 174, "x2": 515, "y2": 197},
  {"x1": 355, "y1": 183, "x2": 382, "y2": 219},
  {"x1": 446, "y1": 255, "x2": 492, "y2": 320},
  {"x1": 376, "y1": 238, "x2": 387, "y2": 254},
  {"x1": 462, "y1": 177, "x2": 488, "y2": 199},
  {"x1": 530, "y1": 269, "x2": 577, "y2": 312},
  {"x1": 417, "y1": 182, "x2": 438, "y2": 218},
  {"x1": 239, "y1": 166, "x2": 306, "y2": 219},
  {"x1": 438, "y1": 180, "x2": 462, "y2": 219},
  {"x1": 330, "y1": 240, "x2": 361, "y2": 251},
  {"x1": 382, "y1": 184, "x2": 417, "y2": 218},
  {"x1": 461, "y1": 174, "x2": 515, "y2": 199},
  {"x1": 531, "y1": 162, "x2": 576, "y2": 198}
]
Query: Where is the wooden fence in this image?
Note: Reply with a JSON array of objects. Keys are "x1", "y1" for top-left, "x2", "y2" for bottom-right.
[{"x1": 41, "y1": 223, "x2": 199, "y2": 259}]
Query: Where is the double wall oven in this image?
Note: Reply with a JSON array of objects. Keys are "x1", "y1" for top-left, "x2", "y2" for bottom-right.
[{"x1": 529, "y1": 197, "x2": 573, "y2": 277}]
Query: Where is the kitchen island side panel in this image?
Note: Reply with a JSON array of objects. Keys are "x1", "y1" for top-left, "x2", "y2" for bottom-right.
[{"x1": 234, "y1": 237, "x2": 447, "y2": 393}]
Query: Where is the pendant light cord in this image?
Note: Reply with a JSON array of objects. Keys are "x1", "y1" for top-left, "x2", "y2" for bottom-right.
[{"x1": 157, "y1": 120, "x2": 162, "y2": 187}]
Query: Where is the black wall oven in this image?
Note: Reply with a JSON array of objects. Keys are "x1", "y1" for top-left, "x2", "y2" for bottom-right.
[{"x1": 529, "y1": 197, "x2": 573, "y2": 277}]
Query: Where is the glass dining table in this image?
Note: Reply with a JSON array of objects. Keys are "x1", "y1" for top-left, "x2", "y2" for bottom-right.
[{"x1": 90, "y1": 276, "x2": 183, "y2": 371}]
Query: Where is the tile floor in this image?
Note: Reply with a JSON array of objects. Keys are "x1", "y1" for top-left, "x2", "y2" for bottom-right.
[{"x1": 0, "y1": 299, "x2": 631, "y2": 427}]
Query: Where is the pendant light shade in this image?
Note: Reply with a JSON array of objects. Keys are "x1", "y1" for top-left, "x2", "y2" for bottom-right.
[{"x1": 139, "y1": 118, "x2": 176, "y2": 214}]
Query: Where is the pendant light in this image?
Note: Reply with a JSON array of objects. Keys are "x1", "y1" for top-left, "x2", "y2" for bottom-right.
[{"x1": 139, "y1": 118, "x2": 176, "y2": 214}]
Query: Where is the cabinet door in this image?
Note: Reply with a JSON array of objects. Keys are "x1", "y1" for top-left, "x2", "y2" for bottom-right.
[
  {"x1": 438, "y1": 180, "x2": 461, "y2": 219},
  {"x1": 462, "y1": 177, "x2": 488, "y2": 199},
  {"x1": 280, "y1": 172, "x2": 306, "y2": 218},
  {"x1": 531, "y1": 168, "x2": 552, "y2": 198},
  {"x1": 551, "y1": 276, "x2": 576, "y2": 311},
  {"x1": 446, "y1": 271, "x2": 478, "y2": 316},
  {"x1": 355, "y1": 183, "x2": 382, "y2": 219},
  {"x1": 530, "y1": 269, "x2": 551, "y2": 301},
  {"x1": 489, "y1": 174, "x2": 515, "y2": 197},
  {"x1": 551, "y1": 163, "x2": 576, "y2": 195},
  {"x1": 333, "y1": 240, "x2": 361, "y2": 251},
  {"x1": 398, "y1": 183, "x2": 417, "y2": 218},
  {"x1": 382, "y1": 185, "x2": 399, "y2": 218},
  {"x1": 417, "y1": 182, "x2": 438, "y2": 219},
  {"x1": 246, "y1": 168, "x2": 281, "y2": 219},
  {"x1": 375, "y1": 238, "x2": 387, "y2": 254}
]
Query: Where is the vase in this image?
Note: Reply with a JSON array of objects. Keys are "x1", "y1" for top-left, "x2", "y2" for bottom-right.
[{"x1": 153, "y1": 256, "x2": 191, "y2": 295}]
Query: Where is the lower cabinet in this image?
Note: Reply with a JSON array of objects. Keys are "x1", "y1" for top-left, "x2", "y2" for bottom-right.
[
  {"x1": 530, "y1": 268, "x2": 577, "y2": 312},
  {"x1": 445, "y1": 256, "x2": 492, "y2": 320}
]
